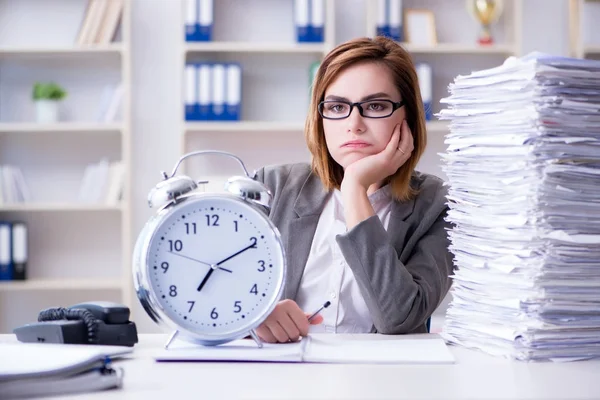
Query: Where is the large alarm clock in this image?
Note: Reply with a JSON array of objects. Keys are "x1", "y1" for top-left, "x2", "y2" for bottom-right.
[{"x1": 133, "y1": 151, "x2": 286, "y2": 348}]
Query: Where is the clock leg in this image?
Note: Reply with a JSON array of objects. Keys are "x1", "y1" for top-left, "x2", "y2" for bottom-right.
[
  {"x1": 249, "y1": 329, "x2": 263, "y2": 348},
  {"x1": 164, "y1": 330, "x2": 180, "y2": 350}
]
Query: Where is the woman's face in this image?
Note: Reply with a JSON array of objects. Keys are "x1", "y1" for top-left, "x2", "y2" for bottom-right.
[{"x1": 321, "y1": 62, "x2": 406, "y2": 169}]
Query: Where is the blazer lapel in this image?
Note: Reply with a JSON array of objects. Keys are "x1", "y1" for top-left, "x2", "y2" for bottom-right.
[{"x1": 284, "y1": 173, "x2": 328, "y2": 300}]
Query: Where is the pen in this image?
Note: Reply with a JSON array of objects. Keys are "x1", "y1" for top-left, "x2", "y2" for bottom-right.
[{"x1": 307, "y1": 301, "x2": 331, "y2": 322}]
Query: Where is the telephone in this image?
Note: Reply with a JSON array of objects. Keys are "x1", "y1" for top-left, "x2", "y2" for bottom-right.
[{"x1": 13, "y1": 301, "x2": 138, "y2": 347}]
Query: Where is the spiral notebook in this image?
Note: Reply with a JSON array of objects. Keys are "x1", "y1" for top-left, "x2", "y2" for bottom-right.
[
  {"x1": 156, "y1": 334, "x2": 455, "y2": 364},
  {"x1": 0, "y1": 343, "x2": 132, "y2": 399}
]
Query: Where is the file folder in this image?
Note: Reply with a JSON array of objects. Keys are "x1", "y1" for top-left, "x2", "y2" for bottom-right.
[
  {"x1": 225, "y1": 63, "x2": 241, "y2": 121},
  {"x1": 0, "y1": 343, "x2": 132, "y2": 398},
  {"x1": 198, "y1": 63, "x2": 212, "y2": 121},
  {"x1": 389, "y1": 0, "x2": 403, "y2": 41},
  {"x1": 184, "y1": 0, "x2": 198, "y2": 41},
  {"x1": 416, "y1": 63, "x2": 432, "y2": 120},
  {"x1": 310, "y1": 0, "x2": 325, "y2": 43},
  {"x1": 197, "y1": 0, "x2": 213, "y2": 41},
  {"x1": 11, "y1": 222, "x2": 27, "y2": 281},
  {"x1": 0, "y1": 222, "x2": 12, "y2": 281},
  {"x1": 376, "y1": 0, "x2": 403, "y2": 41},
  {"x1": 376, "y1": 0, "x2": 389, "y2": 38},
  {"x1": 185, "y1": 0, "x2": 212, "y2": 42},
  {"x1": 295, "y1": 0, "x2": 310, "y2": 42},
  {"x1": 211, "y1": 63, "x2": 226, "y2": 121},
  {"x1": 185, "y1": 63, "x2": 198, "y2": 121}
]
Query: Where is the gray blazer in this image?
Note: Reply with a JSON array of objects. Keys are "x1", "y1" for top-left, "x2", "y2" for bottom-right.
[{"x1": 255, "y1": 163, "x2": 453, "y2": 334}]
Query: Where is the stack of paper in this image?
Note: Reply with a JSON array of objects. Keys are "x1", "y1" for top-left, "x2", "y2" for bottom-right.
[{"x1": 438, "y1": 52, "x2": 600, "y2": 361}]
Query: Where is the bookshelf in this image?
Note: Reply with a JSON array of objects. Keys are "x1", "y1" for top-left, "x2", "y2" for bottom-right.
[
  {"x1": 569, "y1": 0, "x2": 600, "y2": 59},
  {"x1": 180, "y1": 0, "x2": 522, "y2": 184},
  {"x1": 0, "y1": 0, "x2": 132, "y2": 332}
]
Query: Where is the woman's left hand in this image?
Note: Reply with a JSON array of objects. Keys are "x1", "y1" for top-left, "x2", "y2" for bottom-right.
[{"x1": 342, "y1": 119, "x2": 414, "y2": 192}]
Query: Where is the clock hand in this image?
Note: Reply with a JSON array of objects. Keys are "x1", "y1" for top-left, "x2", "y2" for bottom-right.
[
  {"x1": 197, "y1": 240, "x2": 256, "y2": 292},
  {"x1": 169, "y1": 251, "x2": 232, "y2": 273},
  {"x1": 215, "y1": 240, "x2": 257, "y2": 267},
  {"x1": 197, "y1": 267, "x2": 215, "y2": 292}
]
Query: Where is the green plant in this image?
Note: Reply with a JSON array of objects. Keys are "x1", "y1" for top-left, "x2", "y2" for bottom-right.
[{"x1": 32, "y1": 82, "x2": 67, "y2": 101}]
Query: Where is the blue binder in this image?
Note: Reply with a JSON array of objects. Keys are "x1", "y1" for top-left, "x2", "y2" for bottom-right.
[
  {"x1": 295, "y1": 0, "x2": 310, "y2": 42},
  {"x1": 376, "y1": 0, "x2": 403, "y2": 41},
  {"x1": 198, "y1": 63, "x2": 212, "y2": 120},
  {"x1": 295, "y1": 0, "x2": 324, "y2": 43},
  {"x1": 185, "y1": 0, "x2": 213, "y2": 42},
  {"x1": 185, "y1": 63, "x2": 198, "y2": 121},
  {"x1": 0, "y1": 222, "x2": 13, "y2": 281},
  {"x1": 225, "y1": 63, "x2": 242, "y2": 121},
  {"x1": 310, "y1": 0, "x2": 324, "y2": 43},
  {"x1": 211, "y1": 63, "x2": 226, "y2": 121}
]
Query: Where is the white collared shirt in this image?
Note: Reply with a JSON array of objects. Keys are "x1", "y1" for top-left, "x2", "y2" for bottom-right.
[{"x1": 295, "y1": 185, "x2": 393, "y2": 333}]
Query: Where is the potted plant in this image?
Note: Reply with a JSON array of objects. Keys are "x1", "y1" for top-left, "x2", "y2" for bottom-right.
[{"x1": 32, "y1": 82, "x2": 67, "y2": 123}]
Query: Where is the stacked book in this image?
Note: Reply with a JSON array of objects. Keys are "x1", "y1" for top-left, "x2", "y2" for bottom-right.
[
  {"x1": 438, "y1": 53, "x2": 600, "y2": 361},
  {"x1": 76, "y1": 0, "x2": 124, "y2": 45}
]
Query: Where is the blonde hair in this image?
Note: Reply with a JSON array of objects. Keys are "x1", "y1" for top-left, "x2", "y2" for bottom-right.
[{"x1": 305, "y1": 36, "x2": 427, "y2": 202}]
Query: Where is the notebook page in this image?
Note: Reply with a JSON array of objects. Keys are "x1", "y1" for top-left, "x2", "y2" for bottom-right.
[
  {"x1": 303, "y1": 335, "x2": 455, "y2": 364},
  {"x1": 155, "y1": 338, "x2": 305, "y2": 362}
]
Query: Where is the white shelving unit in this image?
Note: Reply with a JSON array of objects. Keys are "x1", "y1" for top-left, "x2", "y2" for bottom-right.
[
  {"x1": 0, "y1": 0, "x2": 132, "y2": 332},
  {"x1": 180, "y1": 0, "x2": 522, "y2": 183},
  {"x1": 0, "y1": 122, "x2": 123, "y2": 134},
  {"x1": 180, "y1": 0, "x2": 336, "y2": 179},
  {"x1": 569, "y1": 0, "x2": 600, "y2": 59}
]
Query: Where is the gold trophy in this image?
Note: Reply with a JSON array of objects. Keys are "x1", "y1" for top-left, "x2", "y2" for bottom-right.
[{"x1": 467, "y1": 0, "x2": 504, "y2": 45}]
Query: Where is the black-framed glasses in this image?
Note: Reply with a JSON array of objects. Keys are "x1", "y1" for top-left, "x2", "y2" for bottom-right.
[{"x1": 318, "y1": 99, "x2": 405, "y2": 120}]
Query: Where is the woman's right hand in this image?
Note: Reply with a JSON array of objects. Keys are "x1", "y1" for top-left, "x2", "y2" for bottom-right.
[{"x1": 255, "y1": 299, "x2": 324, "y2": 343}]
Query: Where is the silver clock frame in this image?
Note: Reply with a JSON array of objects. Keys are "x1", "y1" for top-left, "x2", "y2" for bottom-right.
[{"x1": 132, "y1": 151, "x2": 287, "y2": 349}]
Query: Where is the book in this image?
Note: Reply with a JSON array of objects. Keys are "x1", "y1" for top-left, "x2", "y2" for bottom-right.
[{"x1": 155, "y1": 334, "x2": 455, "y2": 364}]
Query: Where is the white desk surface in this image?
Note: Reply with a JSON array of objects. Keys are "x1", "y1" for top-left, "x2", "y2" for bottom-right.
[{"x1": 2, "y1": 333, "x2": 599, "y2": 400}]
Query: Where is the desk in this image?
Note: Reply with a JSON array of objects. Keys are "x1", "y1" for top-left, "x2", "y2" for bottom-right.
[{"x1": 2, "y1": 333, "x2": 599, "y2": 400}]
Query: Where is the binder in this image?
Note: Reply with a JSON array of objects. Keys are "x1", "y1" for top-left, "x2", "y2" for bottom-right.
[
  {"x1": 389, "y1": 0, "x2": 403, "y2": 42},
  {"x1": 0, "y1": 343, "x2": 131, "y2": 398},
  {"x1": 0, "y1": 222, "x2": 12, "y2": 281},
  {"x1": 211, "y1": 63, "x2": 226, "y2": 121},
  {"x1": 295, "y1": 0, "x2": 310, "y2": 42},
  {"x1": 198, "y1": 63, "x2": 212, "y2": 121},
  {"x1": 225, "y1": 63, "x2": 241, "y2": 121},
  {"x1": 184, "y1": 0, "x2": 197, "y2": 41},
  {"x1": 197, "y1": 0, "x2": 213, "y2": 41},
  {"x1": 185, "y1": 63, "x2": 198, "y2": 121},
  {"x1": 185, "y1": 0, "x2": 212, "y2": 42},
  {"x1": 310, "y1": 0, "x2": 325, "y2": 43},
  {"x1": 416, "y1": 63, "x2": 433, "y2": 121},
  {"x1": 376, "y1": 0, "x2": 389, "y2": 38},
  {"x1": 376, "y1": 0, "x2": 402, "y2": 41},
  {"x1": 11, "y1": 222, "x2": 26, "y2": 280}
]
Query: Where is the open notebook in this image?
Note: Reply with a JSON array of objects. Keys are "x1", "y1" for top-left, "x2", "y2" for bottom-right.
[{"x1": 156, "y1": 334, "x2": 455, "y2": 364}]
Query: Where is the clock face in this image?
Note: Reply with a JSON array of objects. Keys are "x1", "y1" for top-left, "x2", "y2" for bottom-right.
[{"x1": 144, "y1": 195, "x2": 285, "y2": 339}]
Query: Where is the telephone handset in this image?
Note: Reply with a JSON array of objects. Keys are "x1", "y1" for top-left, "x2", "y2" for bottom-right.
[{"x1": 13, "y1": 301, "x2": 138, "y2": 347}]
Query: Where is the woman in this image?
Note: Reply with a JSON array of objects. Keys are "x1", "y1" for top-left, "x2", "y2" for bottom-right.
[{"x1": 254, "y1": 36, "x2": 453, "y2": 343}]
